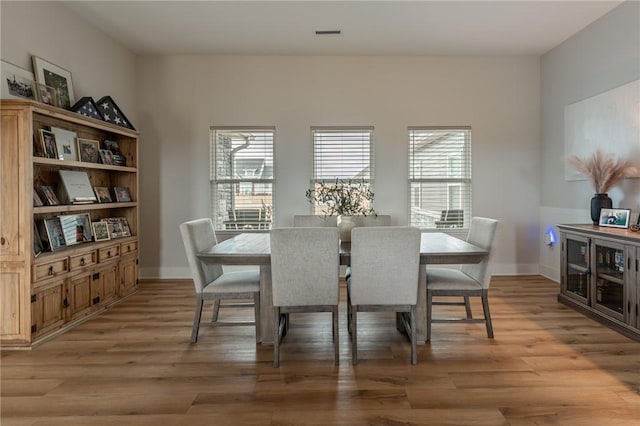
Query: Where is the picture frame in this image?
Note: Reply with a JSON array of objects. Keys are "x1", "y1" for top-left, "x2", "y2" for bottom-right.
[
  {"x1": 39, "y1": 129, "x2": 58, "y2": 159},
  {"x1": 33, "y1": 221, "x2": 44, "y2": 257},
  {"x1": 94, "y1": 186, "x2": 112, "y2": 203},
  {"x1": 39, "y1": 185, "x2": 60, "y2": 205},
  {"x1": 119, "y1": 217, "x2": 132, "y2": 237},
  {"x1": 77, "y1": 138, "x2": 100, "y2": 163},
  {"x1": 59, "y1": 213, "x2": 93, "y2": 246},
  {"x1": 32, "y1": 56, "x2": 75, "y2": 109},
  {"x1": 599, "y1": 208, "x2": 631, "y2": 229},
  {"x1": 50, "y1": 127, "x2": 78, "y2": 161},
  {"x1": 36, "y1": 83, "x2": 57, "y2": 107},
  {"x1": 104, "y1": 139, "x2": 126, "y2": 166},
  {"x1": 33, "y1": 188, "x2": 44, "y2": 207},
  {"x1": 44, "y1": 217, "x2": 66, "y2": 251},
  {"x1": 99, "y1": 149, "x2": 114, "y2": 165},
  {"x1": 1, "y1": 60, "x2": 36, "y2": 100},
  {"x1": 114, "y1": 186, "x2": 132, "y2": 202},
  {"x1": 92, "y1": 221, "x2": 111, "y2": 242},
  {"x1": 104, "y1": 218, "x2": 124, "y2": 238}
]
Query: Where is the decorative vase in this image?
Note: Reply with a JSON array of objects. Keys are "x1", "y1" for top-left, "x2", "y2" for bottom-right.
[
  {"x1": 590, "y1": 193, "x2": 612, "y2": 225},
  {"x1": 337, "y1": 215, "x2": 356, "y2": 242}
]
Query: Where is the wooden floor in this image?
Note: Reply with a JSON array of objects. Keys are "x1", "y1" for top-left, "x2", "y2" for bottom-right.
[{"x1": 2, "y1": 276, "x2": 640, "y2": 425}]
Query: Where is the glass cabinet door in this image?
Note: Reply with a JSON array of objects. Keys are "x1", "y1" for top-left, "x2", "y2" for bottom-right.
[
  {"x1": 592, "y1": 240, "x2": 626, "y2": 322},
  {"x1": 563, "y1": 235, "x2": 590, "y2": 302}
]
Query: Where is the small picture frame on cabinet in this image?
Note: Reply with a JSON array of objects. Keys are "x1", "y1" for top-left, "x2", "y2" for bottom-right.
[
  {"x1": 114, "y1": 186, "x2": 132, "y2": 202},
  {"x1": 33, "y1": 221, "x2": 44, "y2": 257},
  {"x1": 92, "y1": 221, "x2": 111, "y2": 242},
  {"x1": 94, "y1": 186, "x2": 112, "y2": 203},
  {"x1": 77, "y1": 138, "x2": 100, "y2": 163},
  {"x1": 36, "y1": 83, "x2": 58, "y2": 107},
  {"x1": 39, "y1": 129, "x2": 58, "y2": 159},
  {"x1": 39, "y1": 185, "x2": 60, "y2": 205},
  {"x1": 33, "y1": 189, "x2": 44, "y2": 207},
  {"x1": 44, "y1": 217, "x2": 66, "y2": 251},
  {"x1": 59, "y1": 213, "x2": 93, "y2": 246},
  {"x1": 104, "y1": 218, "x2": 125, "y2": 238},
  {"x1": 599, "y1": 208, "x2": 631, "y2": 229},
  {"x1": 99, "y1": 148, "x2": 114, "y2": 165}
]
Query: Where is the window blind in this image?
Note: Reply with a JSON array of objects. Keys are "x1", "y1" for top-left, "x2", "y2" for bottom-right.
[
  {"x1": 408, "y1": 127, "x2": 472, "y2": 229},
  {"x1": 210, "y1": 127, "x2": 274, "y2": 230}
]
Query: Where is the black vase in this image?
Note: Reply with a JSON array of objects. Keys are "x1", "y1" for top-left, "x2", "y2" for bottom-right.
[{"x1": 590, "y1": 193, "x2": 612, "y2": 225}]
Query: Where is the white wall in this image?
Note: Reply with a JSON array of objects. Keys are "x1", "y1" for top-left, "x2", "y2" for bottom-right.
[
  {"x1": 0, "y1": 1, "x2": 137, "y2": 125},
  {"x1": 539, "y1": 1, "x2": 640, "y2": 281},
  {"x1": 136, "y1": 55, "x2": 541, "y2": 279}
]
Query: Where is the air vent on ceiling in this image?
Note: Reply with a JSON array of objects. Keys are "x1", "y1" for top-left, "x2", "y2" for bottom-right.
[{"x1": 315, "y1": 30, "x2": 341, "y2": 36}]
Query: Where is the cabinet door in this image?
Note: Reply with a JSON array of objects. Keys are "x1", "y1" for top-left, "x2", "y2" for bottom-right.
[
  {"x1": 0, "y1": 264, "x2": 29, "y2": 341},
  {"x1": 101, "y1": 264, "x2": 118, "y2": 304},
  {"x1": 68, "y1": 273, "x2": 93, "y2": 320},
  {"x1": 119, "y1": 256, "x2": 138, "y2": 296},
  {"x1": 561, "y1": 233, "x2": 590, "y2": 304},
  {"x1": 32, "y1": 282, "x2": 65, "y2": 338},
  {"x1": 628, "y1": 247, "x2": 639, "y2": 328},
  {"x1": 592, "y1": 239, "x2": 627, "y2": 322}
]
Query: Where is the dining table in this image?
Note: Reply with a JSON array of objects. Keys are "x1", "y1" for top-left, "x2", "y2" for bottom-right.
[{"x1": 197, "y1": 232, "x2": 488, "y2": 344}]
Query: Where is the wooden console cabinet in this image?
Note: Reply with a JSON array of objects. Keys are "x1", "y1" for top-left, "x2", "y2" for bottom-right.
[
  {"x1": 1, "y1": 100, "x2": 139, "y2": 348},
  {"x1": 558, "y1": 224, "x2": 639, "y2": 341}
]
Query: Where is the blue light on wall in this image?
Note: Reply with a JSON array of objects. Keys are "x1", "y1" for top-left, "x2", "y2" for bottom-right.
[{"x1": 545, "y1": 226, "x2": 557, "y2": 246}]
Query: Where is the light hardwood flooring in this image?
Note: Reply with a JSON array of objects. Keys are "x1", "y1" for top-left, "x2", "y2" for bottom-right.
[{"x1": 2, "y1": 276, "x2": 640, "y2": 425}]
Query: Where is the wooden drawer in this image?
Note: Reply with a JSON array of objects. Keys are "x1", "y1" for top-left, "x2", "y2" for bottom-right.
[
  {"x1": 33, "y1": 258, "x2": 69, "y2": 283},
  {"x1": 69, "y1": 250, "x2": 97, "y2": 271},
  {"x1": 98, "y1": 244, "x2": 120, "y2": 262},
  {"x1": 120, "y1": 240, "x2": 137, "y2": 255}
]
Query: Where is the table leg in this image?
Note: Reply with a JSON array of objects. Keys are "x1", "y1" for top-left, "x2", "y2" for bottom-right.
[
  {"x1": 415, "y1": 265, "x2": 427, "y2": 344},
  {"x1": 259, "y1": 265, "x2": 274, "y2": 345}
]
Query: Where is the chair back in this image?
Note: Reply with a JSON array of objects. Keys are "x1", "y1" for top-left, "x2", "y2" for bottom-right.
[
  {"x1": 461, "y1": 217, "x2": 499, "y2": 289},
  {"x1": 352, "y1": 214, "x2": 391, "y2": 227},
  {"x1": 270, "y1": 227, "x2": 340, "y2": 307},
  {"x1": 350, "y1": 226, "x2": 421, "y2": 305},
  {"x1": 179, "y1": 218, "x2": 224, "y2": 293},
  {"x1": 293, "y1": 215, "x2": 337, "y2": 227}
]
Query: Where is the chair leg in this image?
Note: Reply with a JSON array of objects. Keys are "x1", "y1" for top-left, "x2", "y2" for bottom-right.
[
  {"x1": 351, "y1": 306, "x2": 358, "y2": 365},
  {"x1": 211, "y1": 298, "x2": 221, "y2": 322},
  {"x1": 426, "y1": 290, "x2": 432, "y2": 342},
  {"x1": 191, "y1": 296, "x2": 204, "y2": 343},
  {"x1": 464, "y1": 296, "x2": 472, "y2": 319},
  {"x1": 347, "y1": 290, "x2": 352, "y2": 335},
  {"x1": 481, "y1": 290, "x2": 494, "y2": 338},
  {"x1": 273, "y1": 307, "x2": 281, "y2": 367},
  {"x1": 333, "y1": 306, "x2": 339, "y2": 365},
  {"x1": 253, "y1": 292, "x2": 260, "y2": 344},
  {"x1": 410, "y1": 305, "x2": 417, "y2": 365}
]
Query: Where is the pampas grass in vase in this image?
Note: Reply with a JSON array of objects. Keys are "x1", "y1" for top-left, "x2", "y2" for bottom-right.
[{"x1": 567, "y1": 148, "x2": 638, "y2": 225}]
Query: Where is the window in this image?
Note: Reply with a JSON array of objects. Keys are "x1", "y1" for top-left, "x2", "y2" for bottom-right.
[
  {"x1": 210, "y1": 127, "x2": 274, "y2": 230},
  {"x1": 409, "y1": 127, "x2": 472, "y2": 229},
  {"x1": 311, "y1": 127, "x2": 373, "y2": 214}
]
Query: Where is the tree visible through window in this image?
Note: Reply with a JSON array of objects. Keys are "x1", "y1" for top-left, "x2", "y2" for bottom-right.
[
  {"x1": 409, "y1": 127, "x2": 472, "y2": 229},
  {"x1": 210, "y1": 127, "x2": 274, "y2": 230}
]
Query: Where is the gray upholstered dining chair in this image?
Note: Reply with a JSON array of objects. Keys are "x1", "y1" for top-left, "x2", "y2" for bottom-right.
[
  {"x1": 293, "y1": 215, "x2": 337, "y2": 227},
  {"x1": 179, "y1": 218, "x2": 260, "y2": 343},
  {"x1": 347, "y1": 226, "x2": 421, "y2": 365},
  {"x1": 426, "y1": 217, "x2": 499, "y2": 341},
  {"x1": 270, "y1": 227, "x2": 340, "y2": 367}
]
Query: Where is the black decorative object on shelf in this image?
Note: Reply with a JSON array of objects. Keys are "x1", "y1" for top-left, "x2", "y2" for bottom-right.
[
  {"x1": 590, "y1": 193, "x2": 612, "y2": 225},
  {"x1": 71, "y1": 97, "x2": 104, "y2": 121},
  {"x1": 96, "y1": 96, "x2": 135, "y2": 130}
]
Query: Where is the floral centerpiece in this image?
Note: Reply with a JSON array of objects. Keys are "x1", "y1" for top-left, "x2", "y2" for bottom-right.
[
  {"x1": 305, "y1": 179, "x2": 376, "y2": 241},
  {"x1": 567, "y1": 148, "x2": 637, "y2": 224}
]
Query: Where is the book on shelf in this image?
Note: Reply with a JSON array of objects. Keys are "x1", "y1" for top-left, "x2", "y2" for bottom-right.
[{"x1": 57, "y1": 170, "x2": 97, "y2": 204}]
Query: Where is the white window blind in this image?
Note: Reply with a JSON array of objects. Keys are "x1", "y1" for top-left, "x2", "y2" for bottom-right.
[
  {"x1": 311, "y1": 127, "x2": 373, "y2": 214},
  {"x1": 408, "y1": 127, "x2": 472, "y2": 229},
  {"x1": 210, "y1": 127, "x2": 274, "y2": 231}
]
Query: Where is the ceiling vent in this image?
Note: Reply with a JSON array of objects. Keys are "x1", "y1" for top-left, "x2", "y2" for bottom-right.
[{"x1": 315, "y1": 30, "x2": 342, "y2": 36}]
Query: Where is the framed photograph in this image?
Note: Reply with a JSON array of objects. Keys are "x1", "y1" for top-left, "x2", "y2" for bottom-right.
[
  {"x1": 33, "y1": 221, "x2": 44, "y2": 257},
  {"x1": 32, "y1": 56, "x2": 75, "y2": 109},
  {"x1": 119, "y1": 217, "x2": 132, "y2": 237},
  {"x1": 105, "y1": 218, "x2": 124, "y2": 238},
  {"x1": 599, "y1": 208, "x2": 631, "y2": 229},
  {"x1": 33, "y1": 188, "x2": 44, "y2": 207},
  {"x1": 1, "y1": 60, "x2": 36, "y2": 100},
  {"x1": 36, "y1": 83, "x2": 57, "y2": 106},
  {"x1": 59, "y1": 213, "x2": 93, "y2": 246},
  {"x1": 77, "y1": 138, "x2": 100, "y2": 163},
  {"x1": 92, "y1": 221, "x2": 111, "y2": 242},
  {"x1": 114, "y1": 186, "x2": 132, "y2": 202},
  {"x1": 39, "y1": 185, "x2": 60, "y2": 205},
  {"x1": 50, "y1": 127, "x2": 78, "y2": 161},
  {"x1": 44, "y1": 217, "x2": 66, "y2": 251},
  {"x1": 94, "y1": 186, "x2": 112, "y2": 203},
  {"x1": 39, "y1": 129, "x2": 58, "y2": 159},
  {"x1": 99, "y1": 149, "x2": 114, "y2": 165}
]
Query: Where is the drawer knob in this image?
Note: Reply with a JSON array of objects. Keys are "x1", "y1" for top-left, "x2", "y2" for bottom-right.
[
  {"x1": 107, "y1": 251, "x2": 111, "y2": 257},
  {"x1": 80, "y1": 257, "x2": 85, "y2": 266},
  {"x1": 0, "y1": 237, "x2": 5, "y2": 245},
  {"x1": 48, "y1": 265, "x2": 54, "y2": 275}
]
